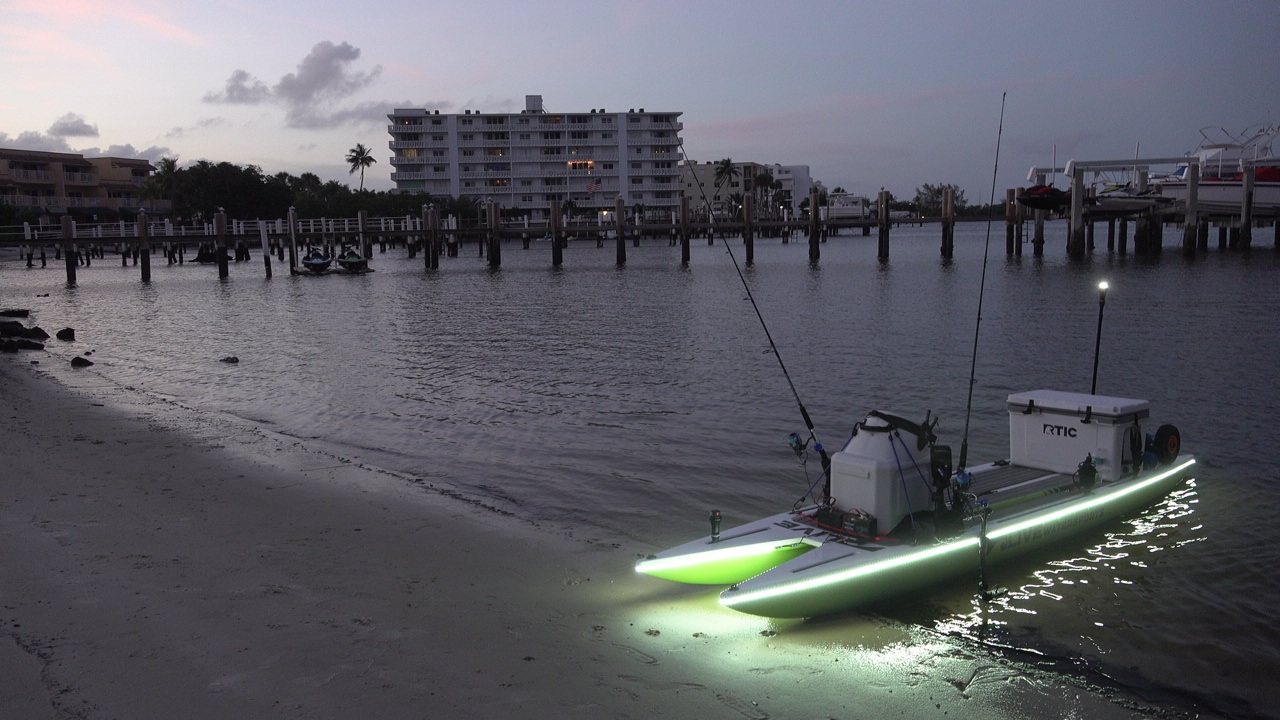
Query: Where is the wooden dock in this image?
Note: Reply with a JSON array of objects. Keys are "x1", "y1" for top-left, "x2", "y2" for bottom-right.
[{"x1": 2, "y1": 185, "x2": 1276, "y2": 286}]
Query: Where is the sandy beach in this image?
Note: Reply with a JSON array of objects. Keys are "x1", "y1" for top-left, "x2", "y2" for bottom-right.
[{"x1": 0, "y1": 354, "x2": 1156, "y2": 719}]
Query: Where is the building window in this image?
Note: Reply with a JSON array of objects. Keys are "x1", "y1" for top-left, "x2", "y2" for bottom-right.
[
  {"x1": 630, "y1": 177, "x2": 643, "y2": 185},
  {"x1": 432, "y1": 134, "x2": 445, "y2": 141},
  {"x1": 432, "y1": 150, "x2": 445, "y2": 157},
  {"x1": 542, "y1": 131, "x2": 561, "y2": 140},
  {"x1": 464, "y1": 181, "x2": 474, "y2": 187},
  {"x1": 433, "y1": 166, "x2": 446, "y2": 173},
  {"x1": 460, "y1": 118, "x2": 473, "y2": 125},
  {"x1": 541, "y1": 147, "x2": 562, "y2": 156},
  {"x1": 431, "y1": 118, "x2": 442, "y2": 125},
  {"x1": 521, "y1": 195, "x2": 533, "y2": 202},
  {"x1": 602, "y1": 163, "x2": 613, "y2": 170},
  {"x1": 519, "y1": 133, "x2": 531, "y2": 140},
  {"x1": 543, "y1": 178, "x2": 564, "y2": 186},
  {"x1": 520, "y1": 180, "x2": 533, "y2": 186},
  {"x1": 484, "y1": 117, "x2": 506, "y2": 125},
  {"x1": 461, "y1": 134, "x2": 473, "y2": 142},
  {"x1": 630, "y1": 192, "x2": 643, "y2": 200},
  {"x1": 630, "y1": 162, "x2": 641, "y2": 169},
  {"x1": 518, "y1": 118, "x2": 530, "y2": 125},
  {"x1": 569, "y1": 131, "x2": 589, "y2": 140},
  {"x1": 461, "y1": 150, "x2": 474, "y2": 157},
  {"x1": 601, "y1": 132, "x2": 612, "y2": 139},
  {"x1": 629, "y1": 116, "x2": 641, "y2": 123}
]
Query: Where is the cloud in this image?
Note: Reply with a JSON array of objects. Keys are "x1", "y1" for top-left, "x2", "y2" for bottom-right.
[
  {"x1": 0, "y1": 127, "x2": 171, "y2": 160},
  {"x1": 203, "y1": 40, "x2": 447, "y2": 130},
  {"x1": 48, "y1": 112, "x2": 99, "y2": 137},
  {"x1": 203, "y1": 69, "x2": 272, "y2": 105},
  {"x1": 79, "y1": 144, "x2": 174, "y2": 162},
  {"x1": 165, "y1": 117, "x2": 229, "y2": 139},
  {"x1": 0, "y1": 130, "x2": 75, "y2": 152}
]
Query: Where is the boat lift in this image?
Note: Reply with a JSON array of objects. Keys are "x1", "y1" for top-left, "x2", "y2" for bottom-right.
[{"x1": 1028, "y1": 157, "x2": 1202, "y2": 255}]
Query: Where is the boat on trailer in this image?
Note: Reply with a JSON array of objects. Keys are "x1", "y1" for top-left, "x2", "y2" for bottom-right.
[{"x1": 637, "y1": 389, "x2": 1193, "y2": 619}]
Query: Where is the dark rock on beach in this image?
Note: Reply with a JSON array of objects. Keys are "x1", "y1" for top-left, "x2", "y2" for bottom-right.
[
  {"x1": 0, "y1": 338, "x2": 45, "y2": 352},
  {"x1": 220, "y1": 356, "x2": 239, "y2": 364},
  {"x1": 23, "y1": 326, "x2": 49, "y2": 340},
  {"x1": 71, "y1": 356, "x2": 94, "y2": 368},
  {"x1": 0, "y1": 309, "x2": 30, "y2": 318},
  {"x1": 0, "y1": 320, "x2": 24, "y2": 337},
  {"x1": 56, "y1": 328, "x2": 76, "y2": 342}
]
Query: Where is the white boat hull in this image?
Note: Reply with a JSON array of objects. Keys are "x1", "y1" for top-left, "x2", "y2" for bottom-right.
[
  {"x1": 1158, "y1": 180, "x2": 1280, "y2": 214},
  {"x1": 638, "y1": 456, "x2": 1194, "y2": 619}
]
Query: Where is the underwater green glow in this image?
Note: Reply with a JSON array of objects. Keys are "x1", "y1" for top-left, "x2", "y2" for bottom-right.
[
  {"x1": 721, "y1": 458, "x2": 1195, "y2": 612},
  {"x1": 635, "y1": 540, "x2": 817, "y2": 585}
]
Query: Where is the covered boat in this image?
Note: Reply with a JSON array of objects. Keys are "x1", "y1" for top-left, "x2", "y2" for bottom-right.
[
  {"x1": 637, "y1": 389, "x2": 1193, "y2": 619},
  {"x1": 1016, "y1": 184, "x2": 1070, "y2": 212},
  {"x1": 300, "y1": 248, "x2": 331, "y2": 274},
  {"x1": 336, "y1": 246, "x2": 369, "y2": 272}
]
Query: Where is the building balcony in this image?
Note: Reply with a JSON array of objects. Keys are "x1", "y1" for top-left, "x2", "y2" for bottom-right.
[
  {"x1": 10, "y1": 169, "x2": 54, "y2": 182},
  {"x1": 390, "y1": 171, "x2": 432, "y2": 181},
  {"x1": 63, "y1": 172, "x2": 97, "y2": 184}
]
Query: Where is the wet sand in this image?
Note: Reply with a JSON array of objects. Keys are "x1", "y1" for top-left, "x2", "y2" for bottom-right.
[{"x1": 0, "y1": 357, "x2": 1150, "y2": 719}]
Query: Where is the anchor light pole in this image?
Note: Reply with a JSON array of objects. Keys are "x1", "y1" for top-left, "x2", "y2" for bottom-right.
[{"x1": 1090, "y1": 281, "x2": 1109, "y2": 395}]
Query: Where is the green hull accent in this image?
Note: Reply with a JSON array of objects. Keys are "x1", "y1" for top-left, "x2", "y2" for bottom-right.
[{"x1": 636, "y1": 541, "x2": 816, "y2": 585}]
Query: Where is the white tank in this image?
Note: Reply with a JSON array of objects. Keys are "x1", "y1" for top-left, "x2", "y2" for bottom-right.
[{"x1": 827, "y1": 413, "x2": 935, "y2": 534}]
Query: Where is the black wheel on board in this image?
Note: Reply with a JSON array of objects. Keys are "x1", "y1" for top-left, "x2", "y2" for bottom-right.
[{"x1": 1153, "y1": 424, "x2": 1181, "y2": 466}]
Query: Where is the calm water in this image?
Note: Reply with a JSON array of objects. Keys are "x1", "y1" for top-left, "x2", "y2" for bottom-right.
[{"x1": 3, "y1": 222, "x2": 1278, "y2": 718}]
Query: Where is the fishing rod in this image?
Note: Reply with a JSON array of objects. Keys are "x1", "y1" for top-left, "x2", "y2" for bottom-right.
[
  {"x1": 958, "y1": 92, "x2": 1008, "y2": 473},
  {"x1": 670, "y1": 124, "x2": 828, "y2": 480}
]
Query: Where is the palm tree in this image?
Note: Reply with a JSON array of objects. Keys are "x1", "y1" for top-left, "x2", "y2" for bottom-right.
[
  {"x1": 713, "y1": 158, "x2": 739, "y2": 215},
  {"x1": 345, "y1": 143, "x2": 377, "y2": 192}
]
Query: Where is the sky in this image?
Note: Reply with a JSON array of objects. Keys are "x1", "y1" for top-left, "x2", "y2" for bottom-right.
[{"x1": 2, "y1": 0, "x2": 1278, "y2": 202}]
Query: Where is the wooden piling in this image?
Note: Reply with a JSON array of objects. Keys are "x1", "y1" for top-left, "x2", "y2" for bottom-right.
[
  {"x1": 941, "y1": 187, "x2": 955, "y2": 258},
  {"x1": 744, "y1": 195, "x2": 754, "y2": 266},
  {"x1": 61, "y1": 216, "x2": 77, "y2": 285},
  {"x1": 614, "y1": 196, "x2": 625, "y2": 266},
  {"x1": 679, "y1": 195, "x2": 690, "y2": 266},
  {"x1": 487, "y1": 201, "x2": 501, "y2": 268},
  {"x1": 215, "y1": 213, "x2": 229, "y2": 278},
  {"x1": 1107, "y1": 219, "x2": 1115, "y2": 252},
  {"x1": 1118, "y1": 219, "x2": 1129, "y2": 255},
  {"x1": 1182, "y1": 162, "x2": 1200, "y2": 254},
  {"x1": 287, "y1": 207, "x2": 299, "y2": 273},
  {"x1": 139, "y1": 213, "x2": 152, "y2": 282},
  {"x1": 1005, "y1": 189, "x2": 1016, "y2": 255},
  {"x1": 259, "y1": 222, "x2": 272, "y2": 278},
  {"x1": 808, "y1": 189, "x2": 820, "y2": 263},
  {"x1": 1241, "y1": 165, "x2": 1255, "y2": 249},
  {"x1": 1068, "y1": 169, "x2": 1085, "y2": 258},
  {"x1": 877, "y1": 190, "x2": 890, "y2": 260},
  {"x1": 551, "y1": 199, "x2": 564, "y2": 268}
]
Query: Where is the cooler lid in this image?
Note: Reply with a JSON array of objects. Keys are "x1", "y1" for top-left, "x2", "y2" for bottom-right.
[{"x1": 1007, "y1": 389, "x2": 1150, "y2": 417}]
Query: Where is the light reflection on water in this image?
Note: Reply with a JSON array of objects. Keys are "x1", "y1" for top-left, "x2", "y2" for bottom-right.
[{"x1": 3, "y1": 222, "x2": 1278, "y2": 718}]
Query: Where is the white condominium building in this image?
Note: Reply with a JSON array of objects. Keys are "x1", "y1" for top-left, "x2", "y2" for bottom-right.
[{"x1": 387, "y1": 95, "x2": 683, "y2": 219}]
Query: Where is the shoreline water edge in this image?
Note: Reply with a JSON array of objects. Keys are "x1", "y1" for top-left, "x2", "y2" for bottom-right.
[{"x1": 0, "y1": 349, "x2": 1163, "y2": 719}]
